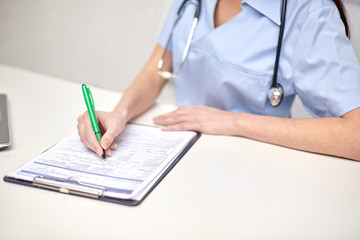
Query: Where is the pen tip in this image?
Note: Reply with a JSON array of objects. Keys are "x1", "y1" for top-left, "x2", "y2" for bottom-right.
[{"x1": 102, "y1": 150, "x2": 106, "y2": 159}]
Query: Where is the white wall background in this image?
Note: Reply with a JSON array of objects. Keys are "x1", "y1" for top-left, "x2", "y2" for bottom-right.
[
  {"x1": 0, "y1": 0, "x2": 172, "y2": 93},
  {"x1": 0, "y1": 0, "x2": 359, "y2": 117}
]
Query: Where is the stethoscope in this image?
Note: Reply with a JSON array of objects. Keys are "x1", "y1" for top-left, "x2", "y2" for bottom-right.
[{"x1": 158, "y1": 0, "x2": 288, "y2": 107}]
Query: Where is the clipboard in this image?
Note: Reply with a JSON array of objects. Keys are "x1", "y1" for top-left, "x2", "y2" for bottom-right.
[{"x1": 3, "y1": 124, "x2": 200, "y2": 206}]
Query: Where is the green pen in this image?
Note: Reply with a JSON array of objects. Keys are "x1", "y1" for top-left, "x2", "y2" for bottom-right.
[{"x1": 82, "y1": 84, "x2": 106, "y2": 159}]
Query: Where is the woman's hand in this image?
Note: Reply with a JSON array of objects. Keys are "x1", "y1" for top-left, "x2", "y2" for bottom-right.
[
  {"x1": 77, "y1": 111, "x2": 126, "y2": 157},
  {"x1": 153, "y1": 105, "x2": 238, "y2": 135}
]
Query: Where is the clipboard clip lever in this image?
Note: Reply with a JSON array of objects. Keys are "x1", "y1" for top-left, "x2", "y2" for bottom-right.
[{"x1": 33, "y1": 176, "x2": 107, "y2": 198}]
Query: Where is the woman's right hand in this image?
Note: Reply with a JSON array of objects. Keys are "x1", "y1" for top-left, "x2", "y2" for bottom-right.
[
  {"x1": 76, "y1": 44, "x2": 171, "y2": 157},
  {"x1": 77, "y1": 110, "x2": 126, "y2": 157}
]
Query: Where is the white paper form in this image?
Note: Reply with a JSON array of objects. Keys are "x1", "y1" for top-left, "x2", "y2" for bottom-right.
[{"x1": 6, "y1": 124, "x2": 197, "y2": 200}]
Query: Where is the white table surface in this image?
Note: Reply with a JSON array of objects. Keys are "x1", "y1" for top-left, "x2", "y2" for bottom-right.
[{"x1": 1, "y1": 64, "x2": 360, "y2": 240}]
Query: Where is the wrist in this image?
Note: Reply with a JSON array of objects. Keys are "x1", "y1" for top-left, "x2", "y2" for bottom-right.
[
  {"x1": 113, "y1": 103, "x2": 132, "y2": 123},
  {"x1": 233, "y1": 112, "x2": 253, "y2": 137}
]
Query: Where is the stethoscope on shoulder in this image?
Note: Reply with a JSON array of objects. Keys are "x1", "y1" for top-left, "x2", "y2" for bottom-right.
[{"x1": 158, "y1": 0, "x2": 288, "y2": 107}]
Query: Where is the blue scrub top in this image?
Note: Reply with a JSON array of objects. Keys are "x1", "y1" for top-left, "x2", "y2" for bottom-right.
[{"x1": 158, "y1": 0, "x2": 360, "y2": 118}]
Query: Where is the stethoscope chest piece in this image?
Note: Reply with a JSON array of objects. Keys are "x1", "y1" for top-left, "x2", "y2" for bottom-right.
[{"x1": 268, "y1": 83, "x2": 284, "y2": 107}]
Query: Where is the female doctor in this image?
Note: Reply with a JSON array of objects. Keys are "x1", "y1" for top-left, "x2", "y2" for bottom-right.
[{"x1": 77, "y1": 0, "x2": 360, "y2": 161}]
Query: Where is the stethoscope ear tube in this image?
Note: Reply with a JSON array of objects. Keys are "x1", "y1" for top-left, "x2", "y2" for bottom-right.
[
  {"x1": 194, "y1": 0, "x2": 201, "y2": 18},
  {"x1": 177, "y1": 0, "x2": 201, "y2": 18},
  {"x1": 158, "y1": 0, "x2": 201, "y2": 80},
  {"x1": 269, "y1": 0, "x2": 287, "y2": 107}
]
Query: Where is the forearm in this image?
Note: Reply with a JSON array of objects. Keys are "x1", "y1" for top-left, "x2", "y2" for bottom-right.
[
  {"x1": 154, "y1": 105, "x2": 359, "y2": 160},
  {"x1": 113, "y1": 44, "x2": 171, "y2": 122},
  {"x1": 113, "y1": 71, "x2": 165, "y2": 122},
  {"x1": 236, "y1": 109, "x2": 360, "y2": 161}
]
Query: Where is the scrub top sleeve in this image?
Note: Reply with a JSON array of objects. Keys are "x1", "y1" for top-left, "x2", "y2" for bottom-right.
[
  {"x1": 293, "y1": 5, "x2": 360, "y2": 118},
  {"x1": 158, "y1": 0, "x2": 183, "y2": 52}
]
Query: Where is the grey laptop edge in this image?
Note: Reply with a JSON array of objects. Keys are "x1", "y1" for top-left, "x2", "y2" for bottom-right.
[{"x1": 0, "y1": 94, "x2": 11, "y2": 149}]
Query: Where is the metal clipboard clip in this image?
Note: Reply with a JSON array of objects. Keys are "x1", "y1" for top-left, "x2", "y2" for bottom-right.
[{"x1": 33, "y1": 176, "x2": 107, "y2": 198}]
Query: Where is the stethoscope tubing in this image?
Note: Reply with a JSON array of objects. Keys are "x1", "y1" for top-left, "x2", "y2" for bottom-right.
[
  {"x1": 158, "y1": 0, "x2": 287, "y2": 107},
  {"x1": 272, "y1": 0, "x2": 288, "y2": 88}
]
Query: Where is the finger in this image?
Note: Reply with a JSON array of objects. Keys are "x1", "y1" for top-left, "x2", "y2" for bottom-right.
[
  {"x1": 105, "y1": 148, "x2": 112, "y2": 157},
  {"x1": 109, "y1": 143, "x2": 118, "y2": 150},
  {"x1": 153, "y1": 111, "x2": 190, "y2": 126},
  {"x1": 78, "y1": 113, "x2": 104, "y2": 157},
  {"x1": 100, "y1": 124, "x2": 122, "y2": 150},
  {"x1": 161, "y1": 122, "x2": 199, "y2": 132},
  {"x1": 86, "y1": 133, "x2": 105, "y2": 157},
  {"x1": 84, "y1": 137, "x2": 104, "y2": 157},
  {"x1": 154, "y1": 107, "x2": 189, "y2": 119},
  {"x1": 101, "y1": 142, "x2": 117, "y2": 158}
]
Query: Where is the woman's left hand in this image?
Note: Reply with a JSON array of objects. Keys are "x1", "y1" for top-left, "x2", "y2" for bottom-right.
[{"x1": 153, "y1": 105, "x2": 238, "y2": 135}]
